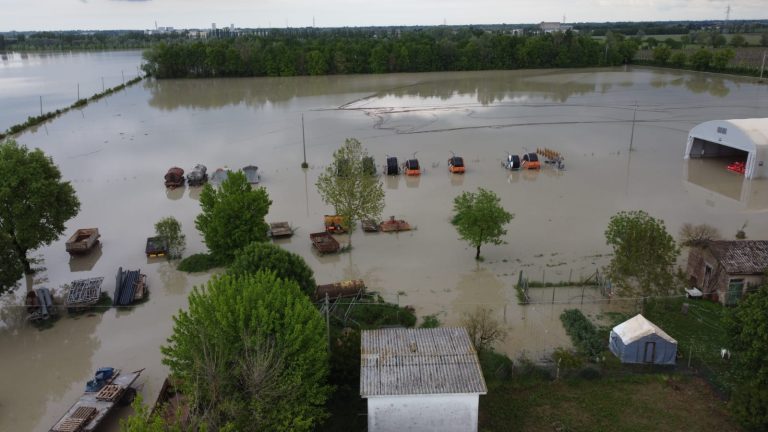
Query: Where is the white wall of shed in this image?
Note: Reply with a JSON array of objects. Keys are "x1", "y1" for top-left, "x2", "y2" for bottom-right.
[
  {"x1": 685, "y1": 120, "x2": 768, "y2": 179},
  {"x1": 367, "y1": 393, "x2": 480, "y2": 432}
]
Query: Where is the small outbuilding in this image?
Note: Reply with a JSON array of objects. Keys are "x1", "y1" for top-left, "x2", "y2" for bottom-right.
[
  {"x1": 684, "y1": 118, "x2": 768, "y2": 179},
  {"x1": 360, "y1": 327, "x2": 487, "y2": 432},
  {"x1": 609, "y1": 314, "x2": 677, "y2": 365},
  {"x1": 687, "y1": 240, "x2": 768, "y2": 305}
]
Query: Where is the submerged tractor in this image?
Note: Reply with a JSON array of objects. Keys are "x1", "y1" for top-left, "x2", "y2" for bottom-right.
[{"x1": 448, "y1": 152, "x2": 465, "y2": 174}]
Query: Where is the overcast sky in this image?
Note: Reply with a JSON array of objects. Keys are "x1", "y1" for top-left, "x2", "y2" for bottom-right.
[{"x1": 1, "y1": 0, "x2": 766, "y2": 31}]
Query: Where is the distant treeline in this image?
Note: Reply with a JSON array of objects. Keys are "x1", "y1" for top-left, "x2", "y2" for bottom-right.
[
  {"x1": 142, "y1": 30, "x2": 639, "y2": 78},
  {"x1": 579, "y1": 20, "x2": 768, "y2": 36},
  {"x1": 0, "y1": 31, "x2": 184, "y2": 51}
]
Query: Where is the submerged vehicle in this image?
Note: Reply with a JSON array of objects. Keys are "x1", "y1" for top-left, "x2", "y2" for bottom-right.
[
  {"x1": 210, "y1": 168, "x2": 229, "y2": 186},
  {"x1": 164, "y1": 167, "x2": 185, "y2": 189},
  {"x1": 502, "y1": 153, "x2": 521, "y2": 170},
  {"x1": 242, "y1": 165, "x2": 261, "y2": 184},
  {"x1": 186, "y1": 164, "x2": 208, "y2": 186},
  {"x1": 448, "y1": 154, "x2": 465, "y2": 174},
  {"x1": 385, "y1": 156, "x2": 400, "y2": 175},
  {"x1": 522, "y1": 153, "x2": 541, "y2": 170},
  {"x1": 379, "y1": 216, "x2": 412, "y2": 232},
  {"x1": 324, "y1": 215, "x2": 347, "y2": 234},
  {"x1": 404, "y1": 158, "x2": 421, "y2": 176}
]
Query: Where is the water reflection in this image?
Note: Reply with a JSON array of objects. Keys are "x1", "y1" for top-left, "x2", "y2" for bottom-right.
[
  {"x1": 404, "y1": 175, "x2": 421, "y2": 188},
  {"x1": 385, "y1": 175, "x2": 400, "y2": 190},
  {"x1": 188, "y1": 186, "x2": 202, "y2": 201},
  {"x1": 146, "y1": 70, "x2": 607, "y2": 111},
  {"x1": 165, "y1": 186, "x2": 185, "y2": 200},
  {"x1": 684, "y1": 159, "x2": 768, "y2": 210},
  {"x1": 450, "y1": 172, "x2": 465, "y2": 187},
  {"x1": 68, "y1": 243, "x2": 103, "y2": 272}
]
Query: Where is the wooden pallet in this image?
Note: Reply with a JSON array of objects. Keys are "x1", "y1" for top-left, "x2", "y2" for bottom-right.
[
  {"x1": 71, "y1": 406, "x2": 97, "y2": 419},
  {"x1": 54, "y1": 416, "x2": 86, "y2": 432},
  {"x1": 95, "y1": 384, "x2": 123, "y2": 402}
]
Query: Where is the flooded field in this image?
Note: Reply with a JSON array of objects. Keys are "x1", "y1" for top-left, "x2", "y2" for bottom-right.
[
  {"x1": 1, "y1": 67, "x2": 768, "y2": 431},
  {"x1": 0, "y1": 50, "x2": 143, "y2": 130}
]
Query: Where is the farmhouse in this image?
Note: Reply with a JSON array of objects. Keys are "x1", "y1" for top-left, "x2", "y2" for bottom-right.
[
  {"x1": 686, "y1": 240, "x2": 768, "y2": 305},
  {"x1": 360, "y1": 327, "x2": 487, "y2": 432},
  {"x1": 684, "y1": 118, "x2": 768, "y2": 179}
]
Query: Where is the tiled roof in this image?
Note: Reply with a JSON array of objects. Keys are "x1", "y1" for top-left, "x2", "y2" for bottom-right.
[
  {"x1": 707, "y1": 240, "x2": 768, "y2": 274},
  {"x1": 360, "y1": 327, "x2": 487, "y2": 397}
]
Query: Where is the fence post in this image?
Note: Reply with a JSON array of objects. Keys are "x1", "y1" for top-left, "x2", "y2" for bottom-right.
[{"x1": 688, "y1": 340, "x2": 693, "y2": 368}]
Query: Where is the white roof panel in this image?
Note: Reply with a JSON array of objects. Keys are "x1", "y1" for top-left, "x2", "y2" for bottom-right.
[{"x1": 612, "y1": 314, "x2": 677, "y2": 345}]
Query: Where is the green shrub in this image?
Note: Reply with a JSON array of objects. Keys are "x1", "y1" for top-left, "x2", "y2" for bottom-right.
[
  {"x1": 177, "y1": 253, "x2": 224, "y2": 272},
  {"x1": 480, "y1": 350, "x2": 514, "y2": 383},
  {"x1": 346, "y1": 301, "x2": 416, "y2": 329},
  {"x1": 560, "y1": 309, "x2": 605, "y2": 358},
  {"x1": 419, "y1": 314, "x2": 441, "y2": 328}
]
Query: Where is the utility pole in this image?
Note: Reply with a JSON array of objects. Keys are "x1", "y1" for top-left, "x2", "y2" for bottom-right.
[
  {"x1": 77, "y1": 83, "x2": 79, "y2": 101},
  {"x1": 121, "y1": 70, "x2": 125, "y2": 85},
  {"x1": 101, "y1": 77, "x2": 105, "y2": 92},
  {"x1": 39, "y1": 96, "x2": 43, "y2": 116},
  {"x1": 629, "y1": 102, "x2": 638, "y2": 151},
  {"x1": 301, "y1": 114, "x2": 308, "y2": 168},
  {"x1": 761, "y1": 51, "x2": 766, "y2": 79},
  {"x1": 325, "y1": 293, "x2": 331, "y2": 353}
]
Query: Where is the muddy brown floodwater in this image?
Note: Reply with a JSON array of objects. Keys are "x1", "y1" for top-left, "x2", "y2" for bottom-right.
[{"x1": 1, "y1": 67, "x2": 767, "y2": 431}]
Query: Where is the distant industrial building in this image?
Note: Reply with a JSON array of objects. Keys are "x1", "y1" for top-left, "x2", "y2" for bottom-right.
[
  {"x1": 539, "y1": 21, "x2": 573, "y2": 33},
  {"x1": 360, "y1": 327, "x2": 487, "y2": 432}
]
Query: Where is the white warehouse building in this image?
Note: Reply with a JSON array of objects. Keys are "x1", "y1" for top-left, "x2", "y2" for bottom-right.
[
  {"x1": 684, "y1": 118, "x2": 768, "y2": 179},
  {"x1": 360, "y1": 327, "x2": 487, "y2": 432}
]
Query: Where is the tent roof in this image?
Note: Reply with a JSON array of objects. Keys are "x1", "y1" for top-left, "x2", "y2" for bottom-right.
[{"x1": 612, "y1": 314, "x2": 676, "y2": 345}]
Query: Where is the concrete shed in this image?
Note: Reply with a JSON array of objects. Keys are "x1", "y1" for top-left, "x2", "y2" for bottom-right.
[
  {"x1": 684, "y1": 118, "x2": 768, "y2": 179},
  {"x1": 609, "y1": 314, "x2": 677, "y2": 365},
  {"x1": 360, "y1": 327, "x2": 487, "y2": 432}
]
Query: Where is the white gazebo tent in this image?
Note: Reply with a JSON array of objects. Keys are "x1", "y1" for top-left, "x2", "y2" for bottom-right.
[{"x1": 684, "y1": 118, "x2": 768, "y2": 179}]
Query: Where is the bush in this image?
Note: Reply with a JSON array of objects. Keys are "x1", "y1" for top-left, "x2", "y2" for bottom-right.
[
  {"x1": 560, "y1": 309, "x2": 604, "y2": 358},
  {"x1": 419, "y1": 314, "x2": 441, "y2": 328},
  {"x1": 177, "y1": 253, "x2": 224, "y2": 272},
  {"x1": 346, "y1": 300, "x2": 416, "y2": 329},
  {"x1": 479, "y1": 350, "x2": 514, "y2": 383},
  {"x1": 670, "y1": 52, "x2": 687, "y2": 67}
]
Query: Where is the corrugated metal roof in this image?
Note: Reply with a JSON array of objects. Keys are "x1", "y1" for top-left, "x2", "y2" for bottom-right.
[
  {"x1": 707, "y1": 240, "x2": 768, "y2": 274},
  {"x1": 360, "y1": 327, "x2": 487, "y2": 397}
]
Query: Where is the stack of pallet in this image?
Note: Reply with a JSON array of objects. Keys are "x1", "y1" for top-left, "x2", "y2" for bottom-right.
[{"x1": 113, "y1": 267, "x2": 148, "y2": 306}]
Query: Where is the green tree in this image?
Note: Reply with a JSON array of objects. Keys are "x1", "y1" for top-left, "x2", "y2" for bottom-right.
[
  {"x1": 228, "y1": 242, "x2": 317, "y2": 297},
  {"x1": 670, "y1": 51, "x2": 687, "y2": 67},
  {"x1": 154, "y1": 216, "x2": 185, "y2": 259},
  {"x1": 162, "y1": 271, "x2": 330, "y2": 431},
  {"x1": 690, "y1": 49, "x2": 713, "y2": 70},
  {"x1": 604, "y1": 210, "x2": 678, "y2": 297},
  {"x1": 730, "y1": 34, "x2": 747, "y2": 48},
  {"x1": 195, "y1": 171, "x2": 271, "y2": 263},
  {"x1": 712, "y1": 48, "x2": 735, "y2": 70},
  {"x1": 652, "y1": 45, "x2": 672, "y2": 64},
  {"x1": 316, "y1": 138, "x2": 385, "y2": 246},
  {"x1": 452, "y1": 187, "x2": 513, "y2": 260},
  {"x1": 726, "y1": 283, "x2": 768, "y2": 431},
  {"x1": 0, "y1": 140, "x2": 79, "y2": 280},
  {"x1": 762, "y1": 32, "x2": 768, "y2": 47}
]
